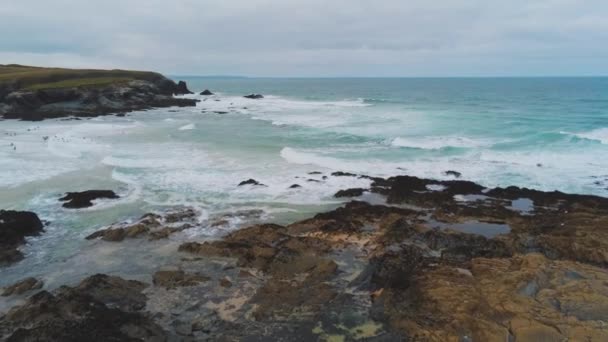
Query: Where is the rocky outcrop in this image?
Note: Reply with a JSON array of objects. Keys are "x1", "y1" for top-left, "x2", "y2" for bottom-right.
[
  {"x1": 334, "y1": 188, "x2": 366, "y2": 198},
  {"x1": 3, "y1": 173, "x2": 608, "y2": 340},
  {"x1": 59, "y1": 190, "x2": 119, "y2": 209},
  {"x1": 0, "y1": 274, "x2": 165, "y2": 341},
  {"x1": 0, "y1": 74, "x2": 198, "y2": 121},
  {"x1": 243, "y1": 94, "x2": 264, "y2": 99},
  {"x1": 175, "y1": 81, "x2": 193, "y2": 95},
  {"x1": 238, "y1": 179, "x2": 265, "y2": 186},
  {"x1": 200, "y1": 89, "x2": 214, "y2": 95},
  {"x1": 171, "y1": 174, "x2": 608, "y2": 340},
  {"x1": 0, "y1": 210, "x2": 44, "y2": 266},
  {"x1": 86, "y1": 208, "x2": 198, "y2": 242},
  {"x1": 2, "y1": 278, "x2": 43, "y2": 297}
]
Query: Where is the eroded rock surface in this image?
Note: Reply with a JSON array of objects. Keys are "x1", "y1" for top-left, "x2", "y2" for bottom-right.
[
  {"x1": 0, "y1": 210, "x2": 44, "y2": 266},
  {"x1": 0, "y1": 274, "x2": 165, "y2": 341},
  {"x1": 5, "y1": 174, "x2": 608, "y2": 341}
]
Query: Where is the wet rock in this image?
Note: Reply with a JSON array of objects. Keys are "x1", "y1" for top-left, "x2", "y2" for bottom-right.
[
  {"x1": 71, "y1": 274, "x2": 148, "y2": 312},
  {"x1": 86, "y1": 209, "x2": 197, "y2": 243},
  {"x1": 175, "y1": 80, "x2": 193, "y2": 95},
  {"x1": 444, "y1": 170, "x2": 462, "y2": 178},
  {"x1": 0, "y1": 210, "x2": 44, "y2": 266},
  {"x1": 243, "y1": 94, "x2": 264, "y2": 99},
  {"x1": 334, "y1": 188, "x2": 366, "y2": 198},
  {"x1": 331, "y1": 171, "x2": 358, "y2": 177},
  {"x1": 2, "y1": 277, "x2": 43, "y2": 296},
  {"x1": 0, "y1": 274, "x2": 166, "y2": 341},
  {"x1": 59, "y1": 190, "x2": 119, "y2": 209},
  {"x1": 153, "y1": 270, "x2": 210, "y2": 289},
  {"x1": 238, "y1": 179, "x2": 265, "y2": 186},
  {"x1": 289, "y1": 184, "x2": 302, "y2": 189},
  {"x1": 200, "y1": 89, "x2": 214, "y2": 96},
  {"x1": 308, "y1": 171, "x2": 323, "y2": 175}
]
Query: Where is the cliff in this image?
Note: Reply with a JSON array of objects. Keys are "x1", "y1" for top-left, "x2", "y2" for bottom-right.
[{"x1": 0, "y1": 64, "x2": 197, "y2": 121}]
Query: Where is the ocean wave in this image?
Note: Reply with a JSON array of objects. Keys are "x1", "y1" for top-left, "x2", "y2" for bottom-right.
[
  {"x1": 561, "y1": 128, "x2": 608, "y2": 144},
  {"x1": 390, "y1": 136, "x2": 488, "y2": 150}
]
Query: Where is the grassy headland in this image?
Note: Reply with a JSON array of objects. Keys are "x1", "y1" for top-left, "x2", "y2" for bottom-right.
[{"x1": 0, "y1": 64, "x2": 165, "y2": 91}]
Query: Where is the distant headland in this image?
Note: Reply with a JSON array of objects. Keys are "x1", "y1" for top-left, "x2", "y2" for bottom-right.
[{"x1": 0, "y1": 64, "x2": 198, "y2": 121}]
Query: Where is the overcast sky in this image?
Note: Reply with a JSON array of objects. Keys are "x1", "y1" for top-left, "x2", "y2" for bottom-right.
[{"x1": 1, "y1": 0, "x2": 607, "y2": 76}]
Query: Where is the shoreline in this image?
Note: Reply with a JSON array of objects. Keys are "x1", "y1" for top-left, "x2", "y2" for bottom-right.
[{"x1": 2, "y1": 172, "x2": 608, "y2": 340}]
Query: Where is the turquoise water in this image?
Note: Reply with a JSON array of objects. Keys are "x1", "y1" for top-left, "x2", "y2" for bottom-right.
[{"x1": 1, "y1": 77, "x2": 607, "y2": 291}]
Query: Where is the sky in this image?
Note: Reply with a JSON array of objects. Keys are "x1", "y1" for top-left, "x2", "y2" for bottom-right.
[{"x1": 1, "y1": 0, "x2": 607, "y2": 77}]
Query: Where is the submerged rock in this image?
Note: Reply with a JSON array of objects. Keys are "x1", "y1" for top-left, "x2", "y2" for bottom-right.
[
  {"x1": 0, "y1": 210, "x2": 44, "y2": 266},
  {"x1": 59, "y1": 190, "x2": 119, "y2": 209}
]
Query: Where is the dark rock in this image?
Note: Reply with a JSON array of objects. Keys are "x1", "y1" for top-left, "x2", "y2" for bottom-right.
[
  {"x1": 200, "y1": 89, "x2": 214, "y2": 96},
  {"x1": 1, "y1": 76, "x2": 198, "y2": 121},
  {"x1": 308, "y1": 171, "x2": 323, "y2": 175},
  {"x1": 334, "y1": 188, "x2": 366, "y2": 198},
  {"x1": 59, "y1": 190, "x2": 119, "y2": 209},
  {"x1": 244, "y1": 94, "x2": 264, "y2": 99},
  {"x1": 289, "y1": 184, "x2": 302, "y2": 189},
  {"x1": 444, "y1": 170, "x2": 462, "y2": 178},
  {"x1": 214, "y1": 111, "x2": 229, "y2": 114},
  {"x1": 331, "y1": 171, "x2": 358, "y2": 177},
  {"x1": 238, "y1": 179, "x2": 264, "y2": 186},
  {"x1": 0, "y1": 275, "x2": 166, "y2": 341},
  {"x1": 0, "y1": 210, "x2": 44, "y2": 266},
  {"x1": 175, "y1": 80, "x2": 193, "y2": 95},
  {"x1": 2, "y1": 277, "x2": 43, "y2": 297}
]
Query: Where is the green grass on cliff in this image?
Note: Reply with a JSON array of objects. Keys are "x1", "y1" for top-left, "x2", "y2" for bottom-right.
[{"x1": 0, "y1": 64, "x2": 164, "y2": 91}]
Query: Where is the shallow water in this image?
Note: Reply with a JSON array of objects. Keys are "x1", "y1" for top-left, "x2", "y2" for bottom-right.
[{"x1": 1, "y1": 77, "x2": 607, "y2": 289}]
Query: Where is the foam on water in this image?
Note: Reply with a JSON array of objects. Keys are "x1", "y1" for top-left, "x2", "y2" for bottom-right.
[
  {"x1": 564, "y1": 128, "x2": 608, "y2": 144},
  {"x1": 178, "y1": 123, "x2": 196, "y2": 131},
  {"x1": 391, "y1": 136, "x2": 490, "y2": 150}
]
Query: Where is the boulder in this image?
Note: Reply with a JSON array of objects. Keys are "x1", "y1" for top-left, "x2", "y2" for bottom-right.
[
  {"x1": 59, "y1": 190, "x2": 119, "y2": 209},
  {"x1": 200, "y1": 89, "x2": 214, "y2": 96}
]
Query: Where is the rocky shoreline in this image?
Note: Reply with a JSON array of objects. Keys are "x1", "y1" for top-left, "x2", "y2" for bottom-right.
[
  {"x1": 2, "y1": 173, "x2": 608, "y2": 341},
  {"x1": 0, "y1": 65, "x2": 198, "y2": 121}
]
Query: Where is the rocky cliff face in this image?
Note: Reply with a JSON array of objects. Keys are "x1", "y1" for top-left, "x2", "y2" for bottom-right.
[{"x1": 0, "y1": 74, "x2": 197, "y2": 121}]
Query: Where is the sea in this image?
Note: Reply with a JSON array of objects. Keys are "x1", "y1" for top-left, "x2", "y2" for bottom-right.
[{"x1": 1, "y1": 77, "x2": 607, "y2": 293}]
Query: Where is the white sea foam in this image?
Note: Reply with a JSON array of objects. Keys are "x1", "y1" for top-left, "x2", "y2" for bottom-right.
[
  {"x1": 391, "y1": 136, "x2": 489, "y2": 150},
  {"x1": 563, "y1": 128, "x2": 608, "y2": 144},
  {"x1": 178, "y1": 123, "x2": 196, "y2": 131}
]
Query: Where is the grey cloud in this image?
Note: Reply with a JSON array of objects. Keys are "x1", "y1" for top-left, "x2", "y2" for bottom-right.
[{"x1": 1, "y1": 0, "x2": 607, "y2": 76}]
